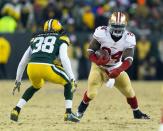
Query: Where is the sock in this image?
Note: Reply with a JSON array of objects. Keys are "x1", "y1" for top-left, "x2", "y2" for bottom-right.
[
  {"x1": 14, "y1": 106, "x2": 21, "y2": 114},
  {"x1": 65, "y1": 100, "x2": 72, "y2": 113},
  {"x1": 64, "y1": 83, "x2": 73, "y2": 113},
  {"x1": 78, "y1": 91, "x2": 91, "y2": 114},
  {"x1": 78, "y1": 101, "x2": 89, "y2": 114},
  {"x1": 83, "y1": 91, "x2": 91, "y2": 104},
  {"x1": 22, "y1": 86, "x2": 39, "y2": 101},
  {"x1": 64, "y1": 83, "x2": 73, "y2": 100},
  {"x1": 127, "y1": 96, "x2": 138, "y2": 110},
  {"x1": 161, "y1": 116, "x2": 163, "y2": 124},
  {"x1": 66, "y1": 108, "x2": 71, "y2": 114},
  {"x1": 16, "y1": 98, "x2": 27, "y2": 109}
]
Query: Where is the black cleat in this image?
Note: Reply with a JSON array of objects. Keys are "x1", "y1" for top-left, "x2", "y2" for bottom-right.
[
  {"x1": 133, "y1": 109, "x2": 150, "y2": 119},
  {"x1": 10, "y1": 109, "x2": 19, "y2": 122}
]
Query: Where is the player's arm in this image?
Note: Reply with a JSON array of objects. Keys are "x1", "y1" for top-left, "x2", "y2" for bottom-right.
[
  {"x1": 88, "y1": 38, "x2": 101, "y2": 53},
  {"x1": 13, "y1": 47, "x2": 32, "y2": 95},
  {"x1": 59, "y1": 43, "x2": 77, "y2": 92},
  {"x1": 109, "y1": 47, "x2": 135, "y2": 78},
  {"x1": 87, "y1": 38, "x2": 109, "y2": 65},
  {"x1": 122, "y1": 47, "x2": 135, "y2": 65},
  {"x1": 119, "y1": 47, "x2": 135, "y2": 71},
  {"x1": 16, "y1": 47, "x2": 32, "y2": 82}
]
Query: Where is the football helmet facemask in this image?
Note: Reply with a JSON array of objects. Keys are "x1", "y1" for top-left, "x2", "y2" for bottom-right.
[{"x1": 109, "y1": 12, "x2": 127, "y2": 37}]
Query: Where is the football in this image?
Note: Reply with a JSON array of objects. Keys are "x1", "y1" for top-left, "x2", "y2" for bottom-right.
[{"x1": 95, "y1": 49, "x2": 110, "y2": 59}]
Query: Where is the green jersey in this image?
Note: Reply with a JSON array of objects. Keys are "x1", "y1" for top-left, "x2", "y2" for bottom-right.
[{"x1": 29, "y1": 32, "x2": 70, "y2": 64}]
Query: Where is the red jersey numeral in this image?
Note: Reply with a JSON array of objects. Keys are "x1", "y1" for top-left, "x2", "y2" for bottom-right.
[{"x1": 101, "y1": 47, "x2": 122, "y2": 62}]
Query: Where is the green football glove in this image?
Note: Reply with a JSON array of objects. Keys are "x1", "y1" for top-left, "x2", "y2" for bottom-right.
[
  {"x1": 71, "y1": 79, "x2": 77, "y2": 93},
  {"x1": 12, "y1": 81, "x2": 21, "y2": 95}
]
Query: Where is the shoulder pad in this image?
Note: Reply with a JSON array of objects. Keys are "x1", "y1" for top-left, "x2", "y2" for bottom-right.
[
  {"x1": 59, "y1": 35, "x2": 71, "y2": 45},
  {"x1": 93, "y1": 26, "x2": 107, "y2": 38}
]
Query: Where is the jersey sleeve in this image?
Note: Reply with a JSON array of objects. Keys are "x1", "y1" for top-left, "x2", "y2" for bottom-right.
[
  {"x1": 59, "y1": 35, "x2": 71, "y2": 46},
  {"x1": 125, "y1": 32, "x2": 136, "y2": 49},
  {"x1": 16, "y1": 47, "x2": 32, "y2": 82},
  {"x1": 93, "y1": 26, "x2": 106, "y2": 44},
  {"x1": 59, "y1": 43, "x2": 75, "y2": 80}
]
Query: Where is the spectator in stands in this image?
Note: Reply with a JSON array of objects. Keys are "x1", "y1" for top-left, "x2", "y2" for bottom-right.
[
  {"x1": 0, "y1": 37, "x2": 11, "y2": 79},
  {"x1": 78, "y1": 37, "x2": 91, "y2": 79},
  {"x1": 95, "y1": 5, "x2": 108, "y2": 28},
  {"x1": 19, "y1": 0, "x2": 34, "y2": 31},
  {"x1": 0, "y1": 3, "x2": 19, "y2": 33},
  {"x1": 82, "y1": 6, "x2": 95, "y2": 31},
  {"x1": 157, "y1": 39, "x2": 163, "y2": 80},
  {"x1": 42, "y1": 1, "x2": 62, "y2": 23},
  {"x1": 136, "y1": 35, "x2": 155, "y2": 80},
  {"x1": 33, "y1": 0, "x2": 49, "y2": 30}
]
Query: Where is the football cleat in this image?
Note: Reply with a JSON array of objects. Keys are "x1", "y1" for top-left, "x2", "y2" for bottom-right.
[
  {"x1": 10, "y1": 108, "x2": 19, "y2": 122},
  {"x1": 75, "y1": 112, "x2": 83, "y2": 121},
  {"x1": 133, "y1": 109, "x2": 150, "y2": 119},
  {"x1": 64, "y1": 112, "x2": 80, "y2": 122}
]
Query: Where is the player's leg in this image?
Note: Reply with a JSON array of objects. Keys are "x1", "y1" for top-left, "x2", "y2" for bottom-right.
[
  {"x1": 115, "y1": 71, "x2": 150, "y2": 119},
  {"x1": 77, "y1": 63, "x2": 104, "y2": 120},
  {"x1": 47, "y1": 65, "x2": 79, "y2": 122},
  {"x1": 10, "y1": 64, "x2": 44, "y2": 121}
]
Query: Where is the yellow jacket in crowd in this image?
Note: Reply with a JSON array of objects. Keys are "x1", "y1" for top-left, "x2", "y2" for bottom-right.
[{"x1": 0, "y1": 37, "x2": 11, "y2": 64}]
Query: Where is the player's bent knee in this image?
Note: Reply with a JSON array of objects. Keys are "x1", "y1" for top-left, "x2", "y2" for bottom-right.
[
  {"x1": 32, "y1": 85, "x2": 42, "y2": 89},
  {"x1": 87, "y1": 91, "x2": 97, "y2": 100}
]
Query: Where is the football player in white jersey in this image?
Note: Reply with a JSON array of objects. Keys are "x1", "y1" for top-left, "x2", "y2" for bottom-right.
[{"x1": 75, "y1": 12, "x2": 150, "y2": 121}]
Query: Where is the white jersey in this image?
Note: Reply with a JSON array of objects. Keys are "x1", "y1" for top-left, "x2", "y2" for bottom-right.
[{"x1": 93, "y1": 26, "x2": 136, "y2": 71}]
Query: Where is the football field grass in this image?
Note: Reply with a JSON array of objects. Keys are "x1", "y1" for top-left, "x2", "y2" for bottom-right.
[{"x1": 0, "y1": 80, "x2": 163, "y2": 131}]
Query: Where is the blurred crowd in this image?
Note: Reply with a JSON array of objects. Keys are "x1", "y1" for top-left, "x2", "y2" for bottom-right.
[{"x1": 0, "y1": 0, "x2": 163, "y2": 80}]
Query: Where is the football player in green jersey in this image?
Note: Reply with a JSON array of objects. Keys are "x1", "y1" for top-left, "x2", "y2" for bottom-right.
[{"x1": 10, "y1": 19, "x2": 79, "y2": 122}]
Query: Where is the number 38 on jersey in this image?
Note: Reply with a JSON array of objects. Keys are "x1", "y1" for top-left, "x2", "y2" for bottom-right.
[{"x1": 32, "y1": 36, "x2": 56, "y2": 54}]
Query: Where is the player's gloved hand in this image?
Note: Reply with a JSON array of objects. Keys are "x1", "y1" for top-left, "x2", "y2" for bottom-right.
[
  {"x1": 89, "y1": 52, "x2": 110, "y2": 65},
  {"x1": 12, "y1": 81, "x2": 21, "y2": 95},
  {"x1": 106, "y1": 59, "x2": 132, "y2": 78},
  {"x1": 108, "y1": 68, "x2": 122, "y2": 78},
  {"x1": 71, "y1": 79, "x2": 77, "y2": 93}
]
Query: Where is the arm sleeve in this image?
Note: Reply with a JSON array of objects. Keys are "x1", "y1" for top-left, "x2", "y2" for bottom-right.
[
  {"x1": 16, "y1": 47, "x2": 32, "y2": 82},
  {"x1": 59, "y1": 43, "x2": 75, "y2": 80}
]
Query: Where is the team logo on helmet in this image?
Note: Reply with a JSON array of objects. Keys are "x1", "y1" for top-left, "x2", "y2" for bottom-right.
[{"x1": 43, "y1": 19, "x2": 63, "y2": 32}]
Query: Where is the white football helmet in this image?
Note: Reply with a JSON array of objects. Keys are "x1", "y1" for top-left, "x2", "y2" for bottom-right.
[{"x1": 109, "y1": 12, "x2": 128, "y2": 37}]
